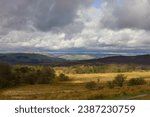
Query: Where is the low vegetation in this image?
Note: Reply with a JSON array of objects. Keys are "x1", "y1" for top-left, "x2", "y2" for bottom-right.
[
  {"x1": 0, "y1": 64, "x2": 16, "y2": 88},
  {"x1": 61, "y1": 64, "x2": 150, "y2": 74},
  {"x1": 113, "y1": 74, "x2": 126, "y2": 87},
  {"x1": 0, "y1": 63, "x2": 150, "y2": 100},
  {"x1": 57, "y1": 73, "x2": 69, "y2": 81},
  {"x1": 128, "y1": 78, "x2": 146, "y2": 86},
  {"x1": 0, "y1": 63, "x2": 70, "y2": 88},
  {"x1": 85, "y1": 81, "x2": 97, "y2": 90},
  {"x1": 106, "y1": 81, "x2": 115, "y2": 89}
]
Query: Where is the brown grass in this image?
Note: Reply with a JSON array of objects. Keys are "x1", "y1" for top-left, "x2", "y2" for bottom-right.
[
  {"x1": 0, "y1": 69, "x2": 150, "y2": 100},
  {"x1": 0, "y1": 82, "x2": 150, "y2": 100},
  {"x1": 67, "y1": 71, "x2": 150, "y2": 83}
]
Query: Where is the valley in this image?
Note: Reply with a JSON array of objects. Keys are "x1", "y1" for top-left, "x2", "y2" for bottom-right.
[{"x1": 0, "y1": 53, "x2": 150, "y2": 100}]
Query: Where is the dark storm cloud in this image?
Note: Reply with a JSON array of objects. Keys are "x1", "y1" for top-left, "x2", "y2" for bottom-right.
[
  {"x1": 1, "y1": 0, "x2": 150, "y2": 52},
  {"x1": 0, "y1": 0, "x2": 92, "y2": 33},
  {"x1": 101, "y1": 0, "x2": 150, "y2": 30}
]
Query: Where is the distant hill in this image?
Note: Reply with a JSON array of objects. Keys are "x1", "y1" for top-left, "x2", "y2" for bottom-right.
[
  {"x1": 54, "y1": 54, "x2": 150, "y2": 66},
  {"x1": 0, "y1": 53, "x2": 66, "y2": 64},
  {"x1": 67, "y1": 54, "x2": 150, "y2": 66},
  {"x1": 58, "y1": 54, "x2": 95, "y2": 60},
  {"x1": 0, "y1": 53, "x2": 150, "y2": 66}
]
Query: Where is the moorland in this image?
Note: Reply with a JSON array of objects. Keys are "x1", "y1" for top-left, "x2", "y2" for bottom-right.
[{"x1": 0, "y1": 53, "x2": 150, "y2": 100}]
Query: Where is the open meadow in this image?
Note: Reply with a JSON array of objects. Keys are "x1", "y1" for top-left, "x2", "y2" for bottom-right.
[
  {"x1": 0, "y1": 65, "x2": 150, "y2": 100},
  {"x1": 67, "y1": 71, "x2": 150, "y2": 83}
]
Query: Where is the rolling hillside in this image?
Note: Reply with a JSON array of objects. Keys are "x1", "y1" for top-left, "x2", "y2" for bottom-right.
[
  {"x1": 0, "y1": 53, "x2": 66, "y2": 64},
  {"x1": 0, "y1": 53, "x2": 150, "y2": 66},
  {"x1": 57, "y1": 54, "x2": 150, "y2": 66}
]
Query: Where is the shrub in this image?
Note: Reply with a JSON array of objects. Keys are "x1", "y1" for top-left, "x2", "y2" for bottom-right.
[
  {"x1": 113, "y1": 74, "x2": 126, "y2": 87},
  {"x1": 107, "y1": 81, "x2": 115, "y2": 89},
  {"x1": 58, "y1": 73, "x2": 69, "y2": 81},
  {"x1": 36, "y1": 67, "x2": 56, "y2": 84},
  {"x1": 23, "y1": 72, "x2": 37, "y2": 84},
  {"x1": 128, "y1": 78, "x2": 146, "y2": 86},
  {"x1": 15, "y1": 66, "x2": 32, "y2": 74},
  {"x1": 85, "y1": 81, "x2": 97, "y2": 90},
  {"x1": 0, "y1": 64, "x2": 56, "y2": 88},
  {"x1": 0, "y1": 64, "x2": 16, "y2": 88}
]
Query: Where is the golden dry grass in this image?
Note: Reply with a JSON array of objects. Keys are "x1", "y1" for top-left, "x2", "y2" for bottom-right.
[
  {"x1": 0, "y1": 83, "x2": 150, "y2": 100},
  {"x1": 0, "y1": 68, "x2": 150, "y2": 100},
  {"x1": 67, "y1": 71, "x2": 150, "y2": 83}
]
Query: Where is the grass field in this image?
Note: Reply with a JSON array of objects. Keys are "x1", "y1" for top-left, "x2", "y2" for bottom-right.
[
  {"x1": 0, "y1": 70, "x2": 150, "y2": 100},
  {"x1": 67, "y1": 71, "x2": 150, "y2": 83},
  {"x1": 0, "y1": 82, "x2": 150, "y2": 100}
]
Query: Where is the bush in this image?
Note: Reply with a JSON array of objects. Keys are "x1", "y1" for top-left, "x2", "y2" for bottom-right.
[
  {"x1": 15, "y1": 66, "x2": 56, "y2": 84},
  {"x1": 0, "y1": 64, "x2": 56, "y2": 88},
  {"x1": 113, "y1": 74, "x2": 126, "y2": 87},
  {"x1": 36, "y1": 67, "x2": 56, "y2": 84},
  {"x1": 0, "y1": 64, "x2": 16, "y2": 88},
  {"x1": 58, "y1": 73, "x2": 69, "y2": 81},
  {"x1": 23, "y1": 72, "x2": 37, "y2": 84},
  {"x1": 107, "y1": 81, "x2": 115, "y2": 89},
  {"x1": 15, "y1": 66, "x2": 32, "y2": 74},
  {"x1": 86, "y1": 81, "x2": 97, "y2": 90},
  {"x1": 128, "y1": 78, "x2": 146, "y2": 86}
]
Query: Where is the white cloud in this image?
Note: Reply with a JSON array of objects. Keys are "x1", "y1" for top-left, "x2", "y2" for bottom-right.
[{"x1": 0, "y1": 0, "x2": 150, "y2": 53}]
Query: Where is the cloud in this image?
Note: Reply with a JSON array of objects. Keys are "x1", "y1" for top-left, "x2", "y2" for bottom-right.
[
  {"x1": 101, "y1": 0, "x2": 150, "y2": 30},
  {"x1": 0, "y1": 0, "x2": 92, "y2": 33},
  {"x1": 0, "y1": 0, "x2": 150, "y2": 53}
]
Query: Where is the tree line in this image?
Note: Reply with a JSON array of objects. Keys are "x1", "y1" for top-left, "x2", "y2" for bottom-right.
[
  {"x1": 0, "y1": 63, "x2": 69, "y2": 88},
  {"x1": 63, "y1": 64, "x2": 150, "y2": 74}
]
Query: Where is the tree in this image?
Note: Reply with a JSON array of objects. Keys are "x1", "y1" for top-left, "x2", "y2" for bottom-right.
[
  {"x1": 0, "y1": 64, "x2": 16, "y2": 88},
  {"x1": 58, "y1": 73, "x2": 69, "y2": 81},
  {"x1": 113, "y1": 74, "x2": 126, "y2": 87},
  {"x1": 37, "y1": 66, "x2": 56, "y2": 84}
]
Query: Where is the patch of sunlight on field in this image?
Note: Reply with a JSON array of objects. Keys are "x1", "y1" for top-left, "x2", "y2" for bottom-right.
[{"x1": 67, "y1": 71, "x2": 150, "y2": 83}]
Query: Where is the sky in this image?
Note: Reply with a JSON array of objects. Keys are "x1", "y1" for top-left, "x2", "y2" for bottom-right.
[{"x1": 0, "y1": 0, "x2": 150, "y2": 53}]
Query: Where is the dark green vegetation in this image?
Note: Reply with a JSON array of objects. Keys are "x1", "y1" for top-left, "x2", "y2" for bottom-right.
[
  {"x1": 128, "y1": 78, "x2": 146, "y2": 86},
  {"x1": 113, "y1": 74, "x2": 126, "y2": 87},
  {"x1": 0, "y1": 63, "x2": 58, "y2": 88},
  {"x1": 0, "y1": 64, "x2": 16, "y2": 88},
  {"x1": 62, "y1": 64, "x2": 150, "y2": 74},
  {"x1": 57, "y1": 73, "x2": 69, "y2": 81}
]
